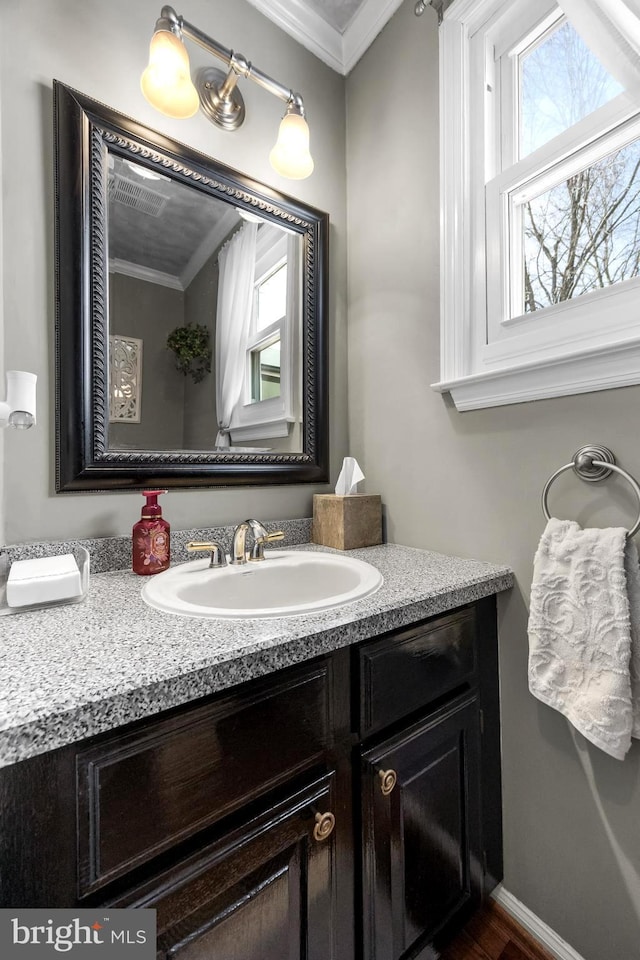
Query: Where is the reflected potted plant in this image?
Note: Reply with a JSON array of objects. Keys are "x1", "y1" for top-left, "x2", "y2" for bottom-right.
[{"x1": 166, "y1": 323, "x2": 212, "y2": 384}]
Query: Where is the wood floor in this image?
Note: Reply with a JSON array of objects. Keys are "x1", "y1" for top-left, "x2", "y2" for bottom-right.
[{"x1": 440, "y1": 901, "x2": 557, "y2": 960}]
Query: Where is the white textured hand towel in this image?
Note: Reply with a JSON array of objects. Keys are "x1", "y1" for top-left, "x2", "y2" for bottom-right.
[{"x1": 528, "y1": 517, "x2": 640, "y2": 760}]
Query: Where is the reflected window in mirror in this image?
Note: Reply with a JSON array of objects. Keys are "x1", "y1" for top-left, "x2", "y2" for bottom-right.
[
  {"x1": 229, "y1": 223, "x2": 301, "y2": 445},
  {"x1": 251, "y1": 261, "x2": 286, "y2": 403},
  {"x1": 252, "y1": 341, "x2": 281, "y2": 401}
]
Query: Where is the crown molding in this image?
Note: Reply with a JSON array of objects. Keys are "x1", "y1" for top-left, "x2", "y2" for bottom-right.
[
  {"x1": 244, "y1": 0, "x2": 344, "y2": 73},
  {"x1": 245, "y1": 0, "x2": 404, "y2": 75},
  {"x1": 109, "y1": 259, "x2": 183, "y2": 291}
]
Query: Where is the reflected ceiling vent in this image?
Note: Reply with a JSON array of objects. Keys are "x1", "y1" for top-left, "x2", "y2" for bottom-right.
[{"x1": 108, "y1": 174, "x2": 168, "y2": 218}]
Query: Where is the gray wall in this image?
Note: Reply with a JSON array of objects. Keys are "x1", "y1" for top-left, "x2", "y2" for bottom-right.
[
  {"x1": 0, "y1": 0, "x2": 347, "y2": 542},
  {"x1": 346, "y1": 4, "x2": 640, "y2": 959},
  {"x1": 183, "y1": 256, "x2": 218, "y2": 450},
  {"x1": 108, "y1": 273, "x2": 186, "y2": 450}
]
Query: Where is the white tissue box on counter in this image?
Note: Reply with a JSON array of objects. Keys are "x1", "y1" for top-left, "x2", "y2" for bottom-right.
[{"x1": 1, "y1": 547, "x2": 90, "y2": 614}]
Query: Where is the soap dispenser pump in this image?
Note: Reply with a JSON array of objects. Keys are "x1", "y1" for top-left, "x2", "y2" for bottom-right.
[{"x1": 133, "y1": 489, "x2": 170, "y2": 575}]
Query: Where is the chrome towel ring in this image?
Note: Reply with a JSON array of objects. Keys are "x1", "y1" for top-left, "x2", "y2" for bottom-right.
[{"x1": 542, "y1": 444, "x2": 640, "y2": 538}]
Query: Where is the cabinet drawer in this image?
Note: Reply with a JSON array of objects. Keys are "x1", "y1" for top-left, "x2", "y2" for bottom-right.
[
  {"x1": 358, "y1": 606, "x2": 477, "y2": 737},
  {"x1": 77, "y1": 660, "x2": 332, "y2": 896}
]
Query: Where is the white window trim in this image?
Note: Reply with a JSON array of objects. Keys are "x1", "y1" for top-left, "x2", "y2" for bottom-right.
[
  {"x1": 432, "y1": 0, "x2": 640, "y2": 411},
  {"x1": 229, "y1": 227, "x2": 300, "y2": 441}
]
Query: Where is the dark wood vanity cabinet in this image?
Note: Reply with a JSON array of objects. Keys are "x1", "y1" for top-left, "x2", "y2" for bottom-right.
[
  {"x1": 0, "y1": 596, "x2": 502, "y2": 960},
  {"x1": 356, "y1": 601, "x2": 500, "y2": 960},
  {"x1": 361, "y1": 694, "x2": 482, "y2": 960},
  {"x1": 112, "y1": 773, "x2": 343, "y2": 960}
]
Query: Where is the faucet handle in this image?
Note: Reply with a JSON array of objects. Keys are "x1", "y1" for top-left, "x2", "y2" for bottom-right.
[
  {"x1": 249, "y1": 530, "x2": 285, "y2": 561},
  {"x1": 264, "y1": 530, "x2": 285, "y2": 543},
  {"x1": 186, "y1": 541, "x2": 228, "y2": 568}
]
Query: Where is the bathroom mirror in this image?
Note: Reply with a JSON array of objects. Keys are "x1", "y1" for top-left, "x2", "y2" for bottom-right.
[{"x1": 54, "y1": 81, "x2": 328, "y2": 492}]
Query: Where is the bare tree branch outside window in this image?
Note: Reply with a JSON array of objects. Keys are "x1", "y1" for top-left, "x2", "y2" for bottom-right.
[{"x1": 519, "y1": 20, "x2": 639, "y2": 314}]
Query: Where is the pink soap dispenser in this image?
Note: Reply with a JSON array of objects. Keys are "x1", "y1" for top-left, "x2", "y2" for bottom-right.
[{"x1": 132, "y1": 490, "x2": 170, "y2": 575}]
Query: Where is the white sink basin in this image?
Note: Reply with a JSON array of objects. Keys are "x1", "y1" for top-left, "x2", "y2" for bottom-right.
[{"x1": 141, "y1": 549, "x2": 383, "y2": 619}]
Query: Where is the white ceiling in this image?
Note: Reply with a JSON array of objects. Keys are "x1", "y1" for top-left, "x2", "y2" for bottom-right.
[
  {"x1": 307, "y1": 0, "x2": 367, "y2": 33},
  {"x1": 244, "y1": 0, "x2": 406, "y2": 74}
]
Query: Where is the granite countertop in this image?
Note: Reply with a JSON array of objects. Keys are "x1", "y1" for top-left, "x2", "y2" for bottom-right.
[{"x1": 0, "y1": 543, "x2": 513, "y2": 768}]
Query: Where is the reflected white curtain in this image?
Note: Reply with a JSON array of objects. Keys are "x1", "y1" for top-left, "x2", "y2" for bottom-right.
[
  {"x1": 559, "y1": 0, "x2": 640, "y2": 98},
  {"x1": 214, "y1": 221, "x2": 258, "y2": 447}
]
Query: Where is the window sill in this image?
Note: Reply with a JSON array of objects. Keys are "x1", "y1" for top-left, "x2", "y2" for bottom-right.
[
  {"x1": 230, "y1": 418, "x2": 293, "y2": 442},
  {"x1": 432, "y1": 338, "x2": 640, "y2": 410}
]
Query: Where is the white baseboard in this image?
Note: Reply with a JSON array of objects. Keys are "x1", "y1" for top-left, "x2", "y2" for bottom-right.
[{"x1": 492, "y1": 887, "x2": 587, "y2": 960}]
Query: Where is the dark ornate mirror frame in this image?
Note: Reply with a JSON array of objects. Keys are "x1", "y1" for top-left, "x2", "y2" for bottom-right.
[{"x1": 54, "y1": 81, "x2": 329, "y2": 492}]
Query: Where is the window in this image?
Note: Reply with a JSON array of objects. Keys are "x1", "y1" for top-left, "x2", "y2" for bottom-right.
[
  {"x1": 521, "y1": 137, "x2": 640, "y2": 314},
  {"x1": 229, "y1": 224, "x2": 300, "y2": 441},
  {"x1": 434, "y1": 0, "x2": 640, "y2": 410},
  {"x1": 519, "y1": 19, "x2": 623, "y2": 157},
  {"x1": 251, "y1": 339, "x2": 282, "y2": 401},
  {"x1": 248, "y1": 260, "x2": 287, "y2": 403},
  {"x1": 256, "y1": 261, "x2": 288, "y2": 332}
]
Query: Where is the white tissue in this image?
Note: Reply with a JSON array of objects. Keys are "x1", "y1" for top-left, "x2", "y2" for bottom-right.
[
  {"x1": 6, "y1": 554, "x2": 83, "y2": 608},
  {"x1": 335, "y1": 457, "x2": 365, "y2": 496}
]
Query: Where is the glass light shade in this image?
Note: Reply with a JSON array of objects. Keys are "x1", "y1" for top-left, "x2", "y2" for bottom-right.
[
  {"x1": 6, "y1": 371, "x2": 36, "y2": 429},
  {"x1": 269, "y1": 113, "x2": 314, "y2": 180},
  {"x1": 140, "y1": 30, "x2": 199, "y2": 119},
  {"x1": 8, "y1": 410, "x2": 35, "y2": 430}
]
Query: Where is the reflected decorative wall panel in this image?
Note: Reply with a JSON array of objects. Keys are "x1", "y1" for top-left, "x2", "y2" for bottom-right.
[{"x1": 109, "y1": 335, "x2": 142, "y2": 423}]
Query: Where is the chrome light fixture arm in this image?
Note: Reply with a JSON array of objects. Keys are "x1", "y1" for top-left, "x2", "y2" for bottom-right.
[
  {"x1": 144, "y1": 6, "x2": 314, "y2": 177},
  {"x1": 159, "y1": 5, "x2": 306, "y2": 123}
]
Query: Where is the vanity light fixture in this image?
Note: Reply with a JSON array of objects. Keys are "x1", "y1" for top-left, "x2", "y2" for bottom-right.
[
  {"x1": 0, "y1": 371, "x2": 37, "y2": 430},
  {"x1": 141, "y1": 5, "x2": 314, "y2": 180}
]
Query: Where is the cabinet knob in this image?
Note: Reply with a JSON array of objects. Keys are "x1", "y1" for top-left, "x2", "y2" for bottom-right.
[
  {"x1": 378, "y1": 768, "x2": 397, "y2": 796},
  {"x1": 313, "y1": 811, "x2": 336, "y2": 842}
]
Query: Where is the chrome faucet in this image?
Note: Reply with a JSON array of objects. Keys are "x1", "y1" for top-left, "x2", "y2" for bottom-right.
[{"x1": 230, "y1": 519, "x2": 284, "y2": 564}]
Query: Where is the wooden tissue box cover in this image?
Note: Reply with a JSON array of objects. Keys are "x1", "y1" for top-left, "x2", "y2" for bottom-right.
[{"x1": 312, "y1": 494, "x2": 382, "y2": 551}]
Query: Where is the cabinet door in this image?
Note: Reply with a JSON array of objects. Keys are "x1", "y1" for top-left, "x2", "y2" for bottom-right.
[
  {"x1": 112, "y1": 773, "x2": 342, "y2": 960},
  {"x1": 361, "y1": 694, "x2": 482, "y2": 960}
]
